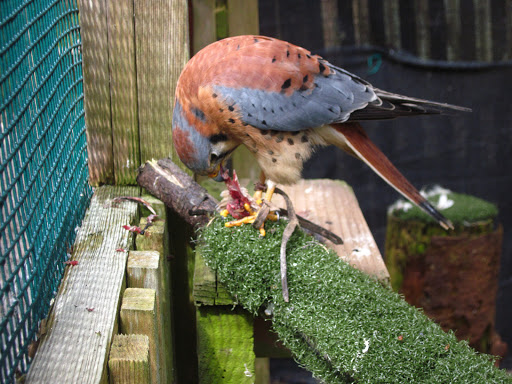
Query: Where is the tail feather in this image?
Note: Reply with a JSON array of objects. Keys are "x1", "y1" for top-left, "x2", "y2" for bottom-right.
[
  {"x1": 332, "y1": 123, "x2": 454, "y2": 230},
  {"x1": 349, "y1": 88, "x2": 471, "y2": 121}
]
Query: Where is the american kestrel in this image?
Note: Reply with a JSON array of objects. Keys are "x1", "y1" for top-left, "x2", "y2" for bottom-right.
[{"x1": 172, "y1": 35, "x2": 469, "y2": 230}]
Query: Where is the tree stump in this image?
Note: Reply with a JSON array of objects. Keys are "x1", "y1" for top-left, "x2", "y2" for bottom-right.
[{"x1": 385, "y1": 188, "x2": 507, "y2": 357}]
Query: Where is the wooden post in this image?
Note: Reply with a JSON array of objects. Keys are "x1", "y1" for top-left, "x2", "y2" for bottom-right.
[
  {"x1": 109, "y1": 334, "x2": 151, "y2": 384},
  {"x1": 127, "y1": 250, "x2": 174, "y2": 384},
  {"x1": 107, "y1": 0, "x2": 140, "y2": 184},
  {"x1": 196, "y1": 306, "x2": 255, "y2": 383},
  {"x1": 120, "y1": 288, "x2": 159, "y2": 384},
  {"x1": 79, "y1": 0, "x2": 114, "y2": 185},
  {"x1": 385, "y1": 192, "x2": 506, "y2": 356}
]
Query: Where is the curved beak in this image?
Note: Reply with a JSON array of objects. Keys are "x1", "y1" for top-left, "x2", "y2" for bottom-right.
[{"x1": 208, "y1": 164, "x2": 228, "y2": 182}]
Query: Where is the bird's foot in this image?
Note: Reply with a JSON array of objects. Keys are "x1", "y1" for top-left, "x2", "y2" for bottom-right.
[{"x1": 219, "y1": 172, "x2": 278, "y2": 236}]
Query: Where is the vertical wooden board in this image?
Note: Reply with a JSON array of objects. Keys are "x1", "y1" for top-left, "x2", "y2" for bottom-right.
[
  {"x1": 197, "y1": 306, "x2": 255, "y2": 383},
  {"x1": 79, "y1": 0, "x2": 114, "y2": 185},
  {"x1": 107, "y1": 0, "x2": 140, "y2": 185},
  {"x1": 134, "y1": 0, "x2": 190, "y2": 166},
  {"x1": 26, "y1": 187, "x2": 139, "y2": 383},
  {"x1": 227, "y1": 0, "x2": 259, "y2": 36},
  {"x1": 192, "y1": 0, "x2": 217, "y2": 53}
]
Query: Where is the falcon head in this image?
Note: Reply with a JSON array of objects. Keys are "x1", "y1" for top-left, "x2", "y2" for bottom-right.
[{"x1": 172, "y1": 99, "x2": 237, "y2": 179}]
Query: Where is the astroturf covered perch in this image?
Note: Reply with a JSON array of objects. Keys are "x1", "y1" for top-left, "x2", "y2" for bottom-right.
[{"x1": 198, "y1": 217, "x2": 510, "y2": 383}]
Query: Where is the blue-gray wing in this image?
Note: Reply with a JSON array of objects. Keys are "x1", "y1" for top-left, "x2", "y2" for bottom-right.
[{"x1": 212, "y1": 63, "x2": 378, "y2": 132}]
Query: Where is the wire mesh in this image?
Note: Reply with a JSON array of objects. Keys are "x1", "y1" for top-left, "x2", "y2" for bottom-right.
[{"x1": 0, "y1": 0, "x2": 92, "y2": 381}]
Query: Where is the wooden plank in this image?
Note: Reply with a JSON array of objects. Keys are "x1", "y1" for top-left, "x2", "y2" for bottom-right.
[
  {"x1": 197, "y1": 306, "x2": 255, "y2": 383},
  {"x1": 192, "y1": 0, "x2": 217, "y2": 54},
  {"x1": 127, "y1": 250, "x2": 174, "y2": 384},
  {"x1": 134, "y1": 0, "x2": 190, "y2": 166},
  {"x1": 275, "y1": 179, "x2": 390, "y2": 283},
  {"x1": 107, "y1": 0, "x2": 140, "y2": 185},
  {"x1": 109, "y1": 334, "x2": 151, "y2": 384},
  {"x1": 226, "y1": 0, "x2": 259, "y2": 36},
  {"x1": 26, "y1": 186, "x2": 139, "y2": 383},
  {"x1": 120, "y1": 288, "x2": 159, "y2": 384},
  {"x1": 79, "y1": 0, "x2": 114, "y2": 185}
]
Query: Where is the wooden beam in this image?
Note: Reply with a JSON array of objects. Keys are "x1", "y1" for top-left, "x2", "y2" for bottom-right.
[
  {"x1": 120, "y1": 288, "x2": 159, "y2": 384},
  {"x1": 108, "y1": 334, "x2": 151, "y2": 384},
  {"x1": 107, "y1": 0, "x2": 140, "y2": 185},
  {"x1": 79, "y1": 0, "x2": 114, "y2": 185},
  {"x1": 26, "y1": 186, "x2": 139, "y2": 383}
]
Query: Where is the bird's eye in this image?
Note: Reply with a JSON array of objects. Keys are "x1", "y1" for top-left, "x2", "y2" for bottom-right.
[{"x1": 210, "y1": 153, "x2": 220, "y2": 164}]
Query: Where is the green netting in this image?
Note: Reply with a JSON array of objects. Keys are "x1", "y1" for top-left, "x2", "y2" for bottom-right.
[{"x1": 0, "y1": 1, "x2": 92, "y2": 381}]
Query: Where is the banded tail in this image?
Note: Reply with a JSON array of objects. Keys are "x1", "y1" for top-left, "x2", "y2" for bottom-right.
[{"x1": 333, "y1": 123, "x2": 454, "y2": 230}]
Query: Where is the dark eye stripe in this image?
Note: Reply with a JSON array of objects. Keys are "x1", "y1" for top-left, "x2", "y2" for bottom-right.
[{"x1": 209, "y1": 133, "x2": 228, "y2": 144}]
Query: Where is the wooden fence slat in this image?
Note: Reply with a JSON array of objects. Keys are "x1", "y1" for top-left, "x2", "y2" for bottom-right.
[
  {"x1": 26, "y1": 187, "x2": 139, "y2": 383},
  {"x1": 134, "y1": 0, "x2": 190, "y2": 166},
  {"x1": 79, "y1": 0, "x2": 114, "y2": 185},
  {"x1": 107, "y1": 0, "x2": 140, "y2": 185}
]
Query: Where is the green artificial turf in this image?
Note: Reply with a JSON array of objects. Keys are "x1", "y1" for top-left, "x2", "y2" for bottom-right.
[
  {"x1": 389, "y1": 189, "x2": 498, "y2": 226},
  {"x1": 197, "y1": 216, "x2": 510, "y2": 383}
]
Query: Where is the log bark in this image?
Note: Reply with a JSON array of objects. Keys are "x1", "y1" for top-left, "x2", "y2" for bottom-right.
[{"x1": 136, "y1": 159, "x2": 217, "y2": 228}]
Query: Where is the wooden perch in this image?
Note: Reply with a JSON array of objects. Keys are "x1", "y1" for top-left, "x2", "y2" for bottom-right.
[
  {"x1": 136, "y1": 159, "x2": 342, "y2": 245},
  {"x1": 136, "y1": 159, "x2": 217, "y2": 228}
]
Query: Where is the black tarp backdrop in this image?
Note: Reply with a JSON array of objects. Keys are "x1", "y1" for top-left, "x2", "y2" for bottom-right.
[{"x1": 259, "y1": 0, "x2": 512, "y2": 369}]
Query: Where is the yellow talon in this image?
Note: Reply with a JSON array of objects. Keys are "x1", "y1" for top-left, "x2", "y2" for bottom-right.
[
  {"x1": 225, "y1": 215, "x2": 256, "y2": 227},
  {"x1": 267, "y1": 213, "x2": 278, "y2": 221},
  {"x1": 256, "y1": 199, "x2": 263, "y2": 205},
  {"x1": 220, "y1": 209, "x2": 229, "y2": 217},
  {"x1": 243, "y1": 203, "x2": 254, "y2": 214},
  {"x1": 259, "y1": 226, "x2": 266, "y2": 237}
]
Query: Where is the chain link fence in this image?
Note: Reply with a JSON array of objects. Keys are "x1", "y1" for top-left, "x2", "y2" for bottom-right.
[{"x1": 1, "y1": 0, "x2": 92, "y2": 380}]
